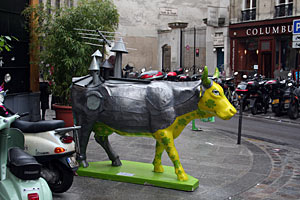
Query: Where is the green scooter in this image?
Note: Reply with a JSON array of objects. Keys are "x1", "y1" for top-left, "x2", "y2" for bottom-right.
[{"x1": 0, "y1": 114, "x2": 53, "y2": 200}]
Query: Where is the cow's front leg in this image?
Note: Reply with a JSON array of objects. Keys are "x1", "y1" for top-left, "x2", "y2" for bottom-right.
[
  {"x1": 94, "y1": 135, "x2": 122, "y2": 166},
  {"x1": 74, "y1": 113, "x2": 94, "y2": 168},
  {"x1": 153, "y1": 131, "x2": 188, "y2": 181},
  {"x1": 152, "y1": 141, "x2": 164, "y2": 173}
]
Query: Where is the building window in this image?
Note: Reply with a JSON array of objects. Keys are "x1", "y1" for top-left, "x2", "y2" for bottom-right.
[
  {"x1": 275, "y1": 0, "x2": 293, "y2": 17},
  {"x1": 241, "y1": 0, "x2": 256, "y2": 21},
  {"x1": 56, "y1": 0, "x2": 60, "y2": 9},
  {"x1": 65, "y1": 0, "x2": 73, "y2": 7}
]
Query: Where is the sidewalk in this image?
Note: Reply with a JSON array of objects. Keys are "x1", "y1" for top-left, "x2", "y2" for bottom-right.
[{"x1": 47, "y1": 109, "x2": 300, "y2": 200}]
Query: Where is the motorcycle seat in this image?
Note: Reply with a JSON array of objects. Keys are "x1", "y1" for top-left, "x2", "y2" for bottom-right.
[
  {"x1": 12, "y1": 119, "x2": 65, "y2": 133},
  {"x1": 7, "y1": 147, "x2": 41, "y2": 180}
]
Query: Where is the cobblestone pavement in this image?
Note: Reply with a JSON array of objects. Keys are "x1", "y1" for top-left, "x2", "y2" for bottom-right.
[{"x1": 234, "y1": 139, "x2": 300, "y2": 200}]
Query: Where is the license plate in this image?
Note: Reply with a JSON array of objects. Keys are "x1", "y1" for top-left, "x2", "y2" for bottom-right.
[
  {"x1": 272, "y1": 99, "x2": 279, "y2": 104},
  {"x1": 67, "y1": 156, "x2": 79, "y2": 168},
  {"x1": 284, "y1": 99, "x2": 290, "y2": 104},
  {"x1": 284, "y1": 103, "x2": 289, "y2": 109}
]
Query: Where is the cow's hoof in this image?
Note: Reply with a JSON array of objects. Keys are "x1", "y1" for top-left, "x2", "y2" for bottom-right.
[
  {"x1": 177, "y1": 172, "x2": 189, "y2": 181},
  {"x1": 154, "y1": 165, "x2": 164, "y2": 173},
  {"x1": 112, "y1": 158, "x2": 122, "y2": 166},
  {"x1": 81, "y1": 160, "x2": 89, "y2": 168}
]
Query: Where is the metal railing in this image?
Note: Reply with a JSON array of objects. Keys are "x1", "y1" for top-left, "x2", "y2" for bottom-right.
[
  {"x1": 241, "y1": 8, "x2": 256, "y2": 21},
  {"x1": 275, "y1": 3, "x2": 293, "y2": 18}
]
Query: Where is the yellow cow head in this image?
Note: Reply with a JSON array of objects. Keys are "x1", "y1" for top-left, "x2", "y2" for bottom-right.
[{"x1": 198, "y1": 66, "x2": 237, "y2": 120}]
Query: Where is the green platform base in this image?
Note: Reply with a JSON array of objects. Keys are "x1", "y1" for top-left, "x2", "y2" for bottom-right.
[{"x1": 77, "y1": 160, "x2": 199, "y2": 191}]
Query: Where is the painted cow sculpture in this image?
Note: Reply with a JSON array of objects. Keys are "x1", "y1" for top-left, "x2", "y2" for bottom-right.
[{"x1": 71, "y1": 66, "x2": 236, "y2": 181}]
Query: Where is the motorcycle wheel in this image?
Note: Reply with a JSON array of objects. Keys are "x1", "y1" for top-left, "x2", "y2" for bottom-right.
[
  {"x1": 288, "y1": 102, "x2": 298, "y2": 119},
  {"x1": 48, "y1": 162, "x2": 74, "y2": 193},
  {"x1": 251, "y1": 102, "x2": 258, "y2": 115}
]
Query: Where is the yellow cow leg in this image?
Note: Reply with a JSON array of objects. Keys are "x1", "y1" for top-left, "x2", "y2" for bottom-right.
[
  {"x1": 153, "y1": 130, "x2": 188, "y2": 181},
  {"x1": 152, "y1": 141, "x2": 165, "y2": 173}
]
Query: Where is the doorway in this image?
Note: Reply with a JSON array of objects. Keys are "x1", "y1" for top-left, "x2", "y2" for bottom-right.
[
  {"x1": 162, "y1": 44, "x2": 171, "y2": 72},
  {"x1": 216, "y1": 47, "x2": 224, "y2": 73},
  {"x1": 262, "y1": 52, "x2": 272, "y2": 78}
]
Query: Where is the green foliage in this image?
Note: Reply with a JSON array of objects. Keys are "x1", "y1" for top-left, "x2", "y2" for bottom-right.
[
  {"x1": 0, "y1": 36, "x2": 18, "y2": 52},
  {"x1": 23, "y1": 0, "x2": 119, "y2": 105}
]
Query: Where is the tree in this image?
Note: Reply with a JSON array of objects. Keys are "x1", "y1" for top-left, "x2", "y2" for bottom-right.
[{"x1": 23, "y1": 0, "x2": 119, "y2": 105}]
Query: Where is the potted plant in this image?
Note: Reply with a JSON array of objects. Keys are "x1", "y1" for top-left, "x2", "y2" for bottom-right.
[{"x1": 23, "y1": 0, "x2": 119, "y2": 126}]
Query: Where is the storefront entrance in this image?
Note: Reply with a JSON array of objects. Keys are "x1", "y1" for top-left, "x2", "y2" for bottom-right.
[{"x1": 262, "y1": 52, "x2": 272, "y2": 78}]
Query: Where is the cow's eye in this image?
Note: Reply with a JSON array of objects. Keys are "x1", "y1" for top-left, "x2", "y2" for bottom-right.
[{"x1": 212, "y1": 89, "x2": 220, "y2": 96}]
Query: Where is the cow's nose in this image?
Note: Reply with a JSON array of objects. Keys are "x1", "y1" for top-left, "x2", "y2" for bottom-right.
[{"x1": 230, "y1": 107, "x2": 237, "y2": 115}]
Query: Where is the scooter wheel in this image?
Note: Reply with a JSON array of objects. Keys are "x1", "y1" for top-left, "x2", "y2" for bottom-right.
[
  {"x1": 251, "y1": 104, "x2": 258, "y2": 115},
  {"x1": 288, "y1": 103, "x2": 298, "y2": 119},
  {"x1": 48, "y1": 162, "x2": 74, "y2": 193}
]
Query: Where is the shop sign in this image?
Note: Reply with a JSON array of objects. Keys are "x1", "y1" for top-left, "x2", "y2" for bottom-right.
[
  {"x1": 292, "y1": 42, "x2": 300, "y2": 48},
  {"x1": 159, "y1": 7, "x2": 177, "y2": 16},
  {"x1": 292, "y1": 19, "x2": 300, "y2": 48},
  {"x1": 246, "y1": 25, "x2": 292, "y2": 36},
  {"x1": 293, "y1": 19, "x2": 300, "y2": 34}
]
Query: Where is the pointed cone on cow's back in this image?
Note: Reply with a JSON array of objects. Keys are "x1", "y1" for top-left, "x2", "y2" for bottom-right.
[
  {"x1": 89, "y1": 56, "x2": 100, "y2": 71},
  {"x1": 201, "y1": 66, "x2": 211, "y2": 88}
]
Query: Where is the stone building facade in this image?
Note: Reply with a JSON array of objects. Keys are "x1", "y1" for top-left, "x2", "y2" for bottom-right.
[
  {"x1": 39, "y1": 0, "x2": 231, "y2": 75},
  {"x1": 113, "y1": 0, "x2": 231, "y2": 75}
]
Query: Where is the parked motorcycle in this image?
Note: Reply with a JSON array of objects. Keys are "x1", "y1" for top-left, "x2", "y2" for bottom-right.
[
  {"x1": 282, "y1": 73, "x2": 300, "y2": 119},
  {"x1": 139, "y1": 68, "x2": 164, "y2": 80},
  {"x1": 0, "y1": 75, "x2": 81, "y2": 193},
  {"x1": 0, "y1": 113, "x2": 53, "y2": 200},
  {"x1": 165, "y1": 68, "x2": 184, "y2": 81},
  {"x1": 235, "y1": 74, "x2": 250, "y2": 111},
  {"x1": 220, "y1": 71, "x2": 239, "y2": 108},
  {"x1": 247, "y1": 74, "x2": 270, "y2": 115},
  {"x1": 178, "y1": 69, "x2": 191, "y2": 81},
  {"x1": 265, "y1": 79, "x2": 287, "y2": 116},
  {"x1": 123, "y1": 64, "x2": 139, "y2": 78}
]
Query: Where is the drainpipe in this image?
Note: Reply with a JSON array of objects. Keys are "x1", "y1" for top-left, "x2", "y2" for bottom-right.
[
  {"x1": 193, "y1": 26, "x2": 196, "y2": 74},
  {"x1": 180, "y1": 29, "x2": 183, "y2": 68}
]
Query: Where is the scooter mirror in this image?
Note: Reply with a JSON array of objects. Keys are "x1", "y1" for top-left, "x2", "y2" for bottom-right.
[{"x1": 4, "y1": 74, "x2": 11, "y2": 83}]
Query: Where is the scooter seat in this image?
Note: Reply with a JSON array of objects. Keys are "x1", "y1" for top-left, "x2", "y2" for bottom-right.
[
  {"x1": 7, "y1": 147, "x2": 41, "y2": 180},
  {"x1": 12, "y1": 119, "x2": 65, "y2": 133}
]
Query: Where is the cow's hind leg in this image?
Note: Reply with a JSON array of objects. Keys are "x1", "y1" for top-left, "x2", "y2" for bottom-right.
[
  {"x1": 153, "y1": 130, "x2": 188, "y2": 181},
  {"x1": 152, "y1": 141, "x2": 164, "y2": 173},
  {"x1": 94, "y1": 135, "x2": 122, "y2": 166}
]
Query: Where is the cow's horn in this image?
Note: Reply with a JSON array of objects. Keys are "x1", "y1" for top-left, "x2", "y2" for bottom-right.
[
  {"x1": 213, "y1": 67, "x2": 219, "y2": 79},
  {"x1": 201, "y1": 66, "x2": 211, "y2": 88}
]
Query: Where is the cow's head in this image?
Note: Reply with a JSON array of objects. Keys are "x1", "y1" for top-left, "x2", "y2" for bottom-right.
[{"x1": 198, "y1": 66, "x2": 237, "y2": 120}]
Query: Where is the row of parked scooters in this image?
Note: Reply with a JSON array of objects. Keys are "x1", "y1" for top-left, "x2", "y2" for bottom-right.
[
  {"x1": 123, "y1": 64, "x2": 199, "y2": 81},
  {"x1": 126, "y1": 64, "x2": 300, "y2": 120},
  {"x1": 221, "y1": 71, "x2": 300, "y2": 119},
  {"x1": 0, "y1": 74, "x2": 80, "y2": 199}
]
